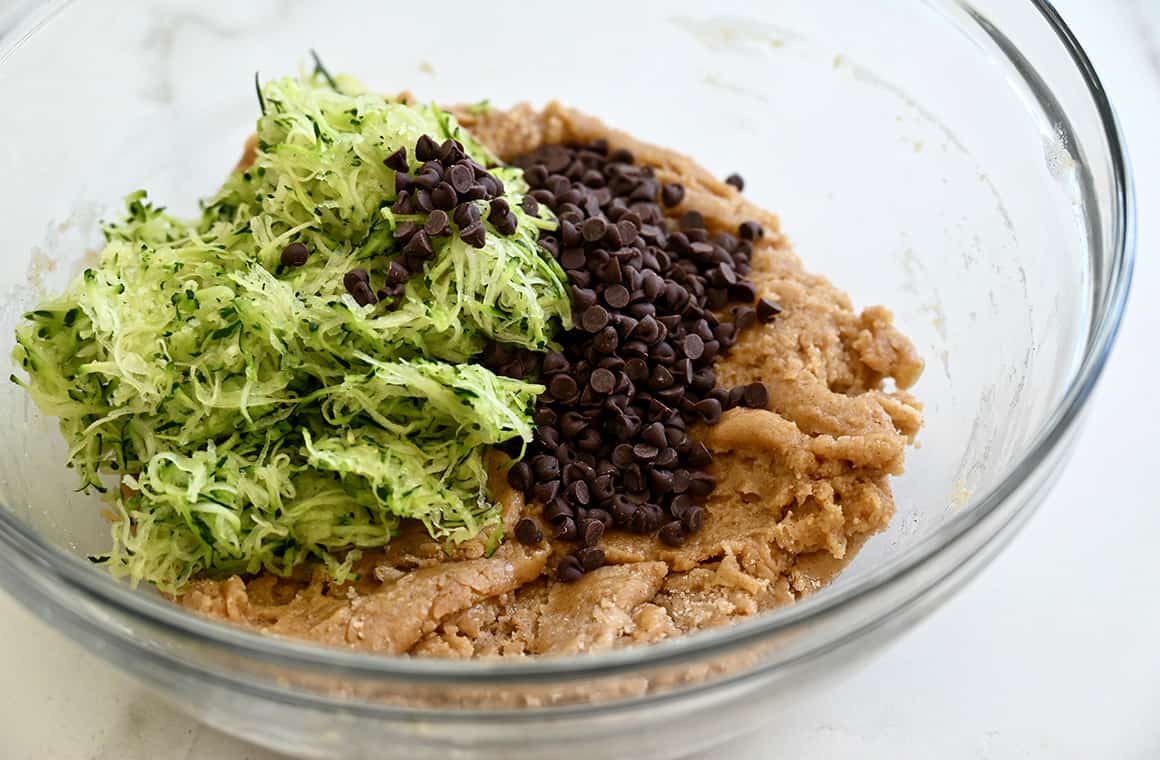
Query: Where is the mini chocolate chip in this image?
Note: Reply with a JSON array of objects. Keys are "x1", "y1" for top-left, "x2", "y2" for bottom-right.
[
  {"x1": 729, "y1": 282, "x2": 758, "y2": 304},
  {"x1": 590, "y1": 367, "x2": 616, "y2": 394},
  {"x1": 403, "y1": 229, "x2": 434, "y2": 259},
  {"x1": 582, "y1": 216, "x2": 608, "y2": 242},
  {"x1": 415, "y1": 134, "x2": 439, "y2": 162},
  {"x1": 609, "y1": 147, "x2": 635, "y2": 164},
  {"x1": 577, "y1": 546, "x2": 605, "y2": 571},
  {"x1": 739, "y1": 220, "x2": 764, "y2": 240},
  {"x1": 350, "y1": 281, "x2": 377, "y2": 306},
  {"x1": 494, "y1": 211, "x2": 519, "y2": 236},
  {"x1": 612, "y1": 443, "x2": 636, "y2": 468},
  {"x1": 681, "y1": 504, "x2": 705, "y2": 532},
  {"x1": 661, "y1": 183, "x2": 685, "y2": 208},
  {"x1": 688, "y1": 441, "x2": 712, "y2": 467},
  {"x1": 454, "y1": 202, "x2": 481, "y2": 228},
  {"x1": 542, "y1": 352, "x2": 570, "y2": 374},
  {"x1": 424, "y1": 209, "x2": 451, "y2": 238},
  {"x1": 604, "y1": 284, "x2": 631, "y2": 309},
  {"x1": 659, "y1": 521, "x2": 685, "y2": 546},
  {"x1": 532, "y1": 479, "x2": 561, "y2": 504},
  {"x1": 756, "y1": 297, "x2": 782, "y2": 322},
  {"x1": 568, "y1": 479, "x2": 591, "y2": 505},
  {"x1": 581, "y1": 519, "x2": 605, "y2": 547},
  {"x1": 743, "y1": 382, "x2": 769, "y2": 409},
  {"x1": 383, "y1": 146, "x2": 409, "y2": 172},
  {"x1": 448, "y1": 163, "x2": 475, "y2": 194},
  {"x1": 694, "y1": 397, "x2": 722, "y2": 424},
  {"x1": 532, "y1": 455, "x2": 560, "y2": 480},
  {"x1": 724, "y1": 173, "x2": 745, "y2": 191},
  {"x1": 682, "y1": 334, "x2": 705, "y2": 360},
  {"x1": 593, "y1": 326, "x2": 619, "y2": 354},
  {"x1": 342, "y1": 269, "x2": 368, "y2": 293},
  {"x1": 633, "y1": 442, "x2": 659, "y2": 461},
  {"x1": 688, "y1": 471, "x2": 716, "y2": 498},
  {"x1": 649, "y1": 364, "x2": 674, "y2": 390},
  {"x1": 553, "y1": 516, "x2": 579, "y2": 543},
  {"x1": 581, "y1": 305, "x2": 610, "y2": 333},
  {"x1": 549, "y1": 374, "x2": 578, "y2": 401},
  {"x1": 515, "y1": 517, "x2": 543, "y2": 545},
  {"x1": 507, "y1": 461, "x2": 532, "y2": 491},
  {"x1": 280, "y1": 242, "x2": 309, "y2": 267},
  {"x1": 557, "y1": 554, "x2": 584, "y2": 582},
  {"x1": 460, "y1": 221, "x2": 487, "y2": 248},
  {"x1": 680, "y1": 210, "x2": 705, "y2": 230},
  {"x1": 385, "y1": 260, "x2": 409, "y2": 285},
  {"x1": 431, "y1": 182, "x2": 457, "y2": 211},
  {"x1": 560, "y1": 247, "x2": 586, "y2": 269}
]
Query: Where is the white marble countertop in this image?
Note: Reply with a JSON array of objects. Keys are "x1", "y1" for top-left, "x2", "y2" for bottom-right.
[{"x1": 3, "y1": 1, "x2": 1159, "y2": 757}]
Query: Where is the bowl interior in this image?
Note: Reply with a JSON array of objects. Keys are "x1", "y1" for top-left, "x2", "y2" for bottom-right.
[{"x1": 0, "y1": 0, "x2": 1101, "y2": 620}]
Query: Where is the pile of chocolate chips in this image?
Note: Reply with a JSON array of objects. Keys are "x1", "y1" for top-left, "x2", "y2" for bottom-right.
[
  {"x1": 297, "y1": 133, "x2": 518, "y2": 309},
  {"x1": 501, "y1": 140, "x2": 782, "y2": 581}
]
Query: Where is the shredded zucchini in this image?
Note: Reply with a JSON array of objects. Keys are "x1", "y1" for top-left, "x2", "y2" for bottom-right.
[{"x1": 13, "y1": 72, "x2": 567, "y2": 592}]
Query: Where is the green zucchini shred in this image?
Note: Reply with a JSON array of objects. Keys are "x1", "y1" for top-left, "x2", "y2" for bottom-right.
[{"x1": 13, "y1": 71, "x2": 567, "y2": 593}]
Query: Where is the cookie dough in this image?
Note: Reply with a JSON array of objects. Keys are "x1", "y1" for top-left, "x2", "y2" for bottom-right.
[{"x1": 179, "y1": 103, "x2": 923, "y2": 657}]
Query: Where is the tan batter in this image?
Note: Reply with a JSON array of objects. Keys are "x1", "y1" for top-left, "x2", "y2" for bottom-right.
[{"x1": 179, "y1": 103, "x2": 923, "y2": 657}]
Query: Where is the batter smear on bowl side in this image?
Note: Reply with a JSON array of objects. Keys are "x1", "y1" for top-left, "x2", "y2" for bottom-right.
[{"x1": 13, "y1": 70, "x2": 922, "y2": 658}]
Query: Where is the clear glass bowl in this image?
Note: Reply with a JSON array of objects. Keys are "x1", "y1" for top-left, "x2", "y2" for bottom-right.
[{"x1": 0, "y1": 1, "x2": 1133, "y2": 757}]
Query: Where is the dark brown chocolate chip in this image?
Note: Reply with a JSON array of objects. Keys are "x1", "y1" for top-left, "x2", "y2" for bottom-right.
[
  {"x1": 609, "y1": 147, "x2": 635, "y2": 164},
  {"x1": 508, "y1": 461, "x2": 532, "y2": 491},
  {"x1": 350, "y1": 281, "x2": 377, "y2": 307},
  {"x1": 549, "y1": 374, "x2": 578, "y2": 401},
  {"x1": 567, "y1": 479, "x2": 591, "y2": 506},
  {"x1": 659, "y1": 521, "x2": 685, "y2": 546},
  {"x1": 532, "y1": 479, "x2": 561, "y2": 503},
  {"x1": 724, "y1": 173, "x2": 745, "y2": 192},
  {"x1": 593, "y1": 326, "x2": 619, "y2": 354},
  {"x1": 553, "y1": 516, "x2": 579, "y2": 543},
  {"x1": 603, "y1": 284, "x2": 631, "y2": 309},
  {"x1": 661, "y1": 183, "x2": 685, "y2": 208},
  {"x1": 590, "y1": 367, "x2": 616, "y2": 394},
  {"x1": 415, "y1": 134, "x2": 439, "y2": 162},
  {"x1": 581, "y1": 305, "x2": 610, "y2": 333},
  {"x1": 680, "y1": 210, "x2": 705, "y2": 230},
  {"x1": 581, "y1": 216, "x2": 608, "y2": 242},
  {"x1": 515, "y1": 517, "x2": 543, "y2": 545},
  {"x1": 424, "y1": 209, "x2": 451, "y2": 238},
  {"x1": 729, "y1": 281, "x2": 758, "y2": 303},
  {"x1": 431, "y1": 182, "x2": 457, "y2": 211},
  {"x1": 383, "y1": 146, "x2": 409, "y2": 172},
  {"x1": 280, "y1": 242, "x2": 309, "y2": 267},
  {"x1": 756, "y1": 297, "x2": 783, "y2": 323},
  {"x1": 448, "y1": 163, "x2": 474, "y2": 194},
  {"x1": 342, "y1": 269, "x2": 368, "y2": 293},
  {"x1": 385, "y1": 260, "x2": 409, "y2": 285},
  {"x1": 557, "y1": 554, "x2": 584, "y2": 582},
  {"x1": 688, "y1": 471, "x2": 716, "y2": 498},
  {"x1": 494, "y1": 211, "x2": 518, "y2": 236},
  {"x1": 742, "y1": 382, "x2": 769, "y2": 409},
  {"x1": 739, "y1": 220, "x2": 764, "y2": 241},
  {"x1": 403, "y1": 229, "x2": 434, "y2": 259},
  {"x1": 576, "y1": 546, "x2": 605, "y2": 571},
  {"x1": 681, "y1": 504, "x2": 705, "y2": 532},
  {"x1": 460, "y1": 221, "x2": 487, "y2": 248},
  {"x1": 581, "y1": 519, "x2": 605, "y2": 547}
]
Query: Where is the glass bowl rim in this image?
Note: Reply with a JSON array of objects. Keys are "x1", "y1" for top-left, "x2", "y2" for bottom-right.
[{"x1": 0, "y1": 0, "x2": 1137, "y2": 694}]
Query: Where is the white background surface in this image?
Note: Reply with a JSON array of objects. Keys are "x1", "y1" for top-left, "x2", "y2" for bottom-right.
[{"x1": 2, "y1": 1, "x2": 1158, "y2": 758}]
